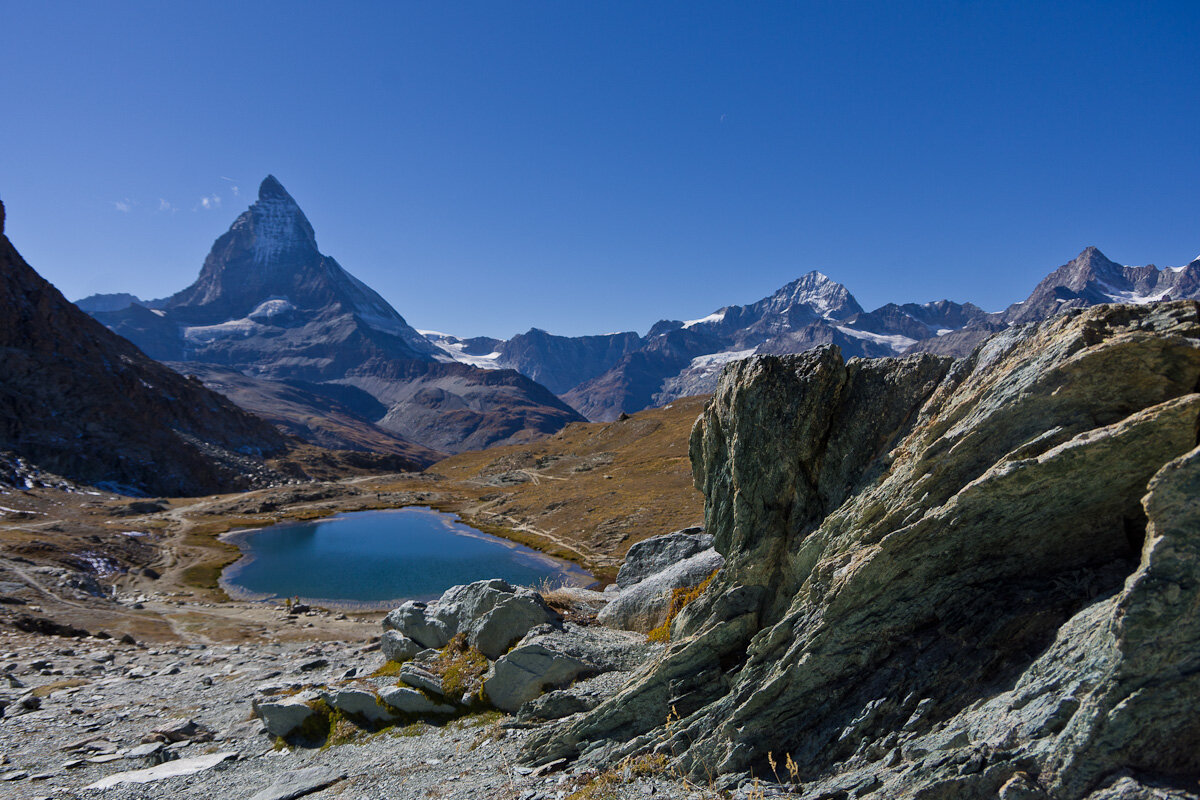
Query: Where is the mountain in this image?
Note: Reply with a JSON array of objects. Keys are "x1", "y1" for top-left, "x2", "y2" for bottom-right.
[
  {"x1": 1003, "y1": 245, "x2": 1200, "y2": 325},
  {"x1": 558, "y1": 272, "x2": 987, "y2": 419},
  {"x1": 0, "y1": 199, "x2": 289, "y2": 496},
  {"x1": 84, "y1": 177, "x2": 583, "y2": 454},
  {"x1": 429, "y1": 248, "x2": 1200, "y2": 423}
]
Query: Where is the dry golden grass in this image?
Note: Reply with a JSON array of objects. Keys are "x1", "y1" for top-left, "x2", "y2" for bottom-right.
[
  {"x1": 647, "y1": 569, "x2": 719, "y2": 643},
  {"x1": 377, "y1": 396, "x2": 709, "y2": 577}
]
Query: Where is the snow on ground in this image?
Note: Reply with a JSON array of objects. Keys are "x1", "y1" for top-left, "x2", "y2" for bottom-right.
[
  {"x1": 682, "y1": 309, "x2": 727, "y2": 329},
  {"x1": 834, "y1": 326, "x2": 917, "y2": 352},
  {"x1": 183, "y1": 318, "x2": 260, "y2": 344},
  {"x1": 420, "y1": 332, "x2": 505, "y2": 370},
  {"x1": 686, "y1": 348, "x2": 756, "y2": 370},
  {"x1": 1096, "y1": 279, "x2": 1175, "y2": 305}
]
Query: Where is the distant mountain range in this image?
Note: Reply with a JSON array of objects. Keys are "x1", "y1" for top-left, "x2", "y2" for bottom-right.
[
  {"x1": 421, "y1": 248, "x2": 1200, "y2": 420},
  {"x1": 78, "y1": 176, "x2": 1200, "y2": 432},
  {"x1": 79, "y1": 177, "x2": 583, "y2": 454}
]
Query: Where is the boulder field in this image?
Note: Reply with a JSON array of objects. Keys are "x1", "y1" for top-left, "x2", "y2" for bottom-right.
[{"x1": 524, "y1": 301, "x2": 1200, "y2": 799}]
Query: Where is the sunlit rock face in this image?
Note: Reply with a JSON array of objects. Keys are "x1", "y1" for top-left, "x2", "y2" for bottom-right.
[{"x1": 527, "y1": 301, "x2": 1200, "y2": 800}]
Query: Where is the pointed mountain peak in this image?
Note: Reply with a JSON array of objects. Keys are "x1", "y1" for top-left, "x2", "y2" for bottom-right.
[
  {"x1": 1071, "y1": 246, "x2": 1119, "y2": 272},
  {"x1": 242, "y1": 175, "x2": 317, "y2": 265},
  {"x1": 258, "y1": 174, "x2": 291, "y2": 200},
  {"x1": 769, "y1": 270, "x2": 863, "y2": 320}
]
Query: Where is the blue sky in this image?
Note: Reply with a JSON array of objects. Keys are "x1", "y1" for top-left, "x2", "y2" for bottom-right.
[{"x1": 2, "y1": 1, "x2": 1198, "y2": 337}]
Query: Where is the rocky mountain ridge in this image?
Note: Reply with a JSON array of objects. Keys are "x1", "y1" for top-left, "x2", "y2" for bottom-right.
[
  {"x1": 0, "y1": 199, "x2": 290, "y2": 496},
  {"x1": 81, "y1": 177, "x2": 584, "y2": 455},
  {"x1": 430, "y1": 251, "x2": 1200, "y2": 422}
]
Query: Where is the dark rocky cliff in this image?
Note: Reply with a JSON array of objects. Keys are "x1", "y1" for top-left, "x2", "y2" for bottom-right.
[
  {"x1": 527, "y1": 301, "x2": 1200, "y2": 799},
  {"x1": 0, "y1": 199, "x2": 289, "y2": 496}
]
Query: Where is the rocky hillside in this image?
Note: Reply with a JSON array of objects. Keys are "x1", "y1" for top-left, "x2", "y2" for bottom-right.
[
  {"x1": 0, "y1": 199, "x2": 290, "y2": 497},
  {"x1": 526, "y1": 301, "x2": 1200, "y2": 798},
  {"x1": 84, "y1": 177, "x2": 583, "y2": 454}
]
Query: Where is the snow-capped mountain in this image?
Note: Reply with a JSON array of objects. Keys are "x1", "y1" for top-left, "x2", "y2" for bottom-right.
[
  {"x1": 1003, "y1": 246, "x2": 1200, "y2": 325},
  {"x1": 82, "y1": 177, "x2": 583, "y2": 454},
  {"x1": 426, "y1": 247, "x2": 1200, "y2": 422}
]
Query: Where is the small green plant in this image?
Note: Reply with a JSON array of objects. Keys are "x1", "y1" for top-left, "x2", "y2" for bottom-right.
[
  {"x1": 430, "y1": 633, "x2": 489, "y2": 699},
  {"x1": 370, "y1": 660, "x2": 403, "y2": 678}
]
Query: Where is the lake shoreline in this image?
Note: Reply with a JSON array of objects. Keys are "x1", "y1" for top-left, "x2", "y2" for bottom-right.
[{"x1": 218, "y1": 506, "x2": 595, "y2": 610}]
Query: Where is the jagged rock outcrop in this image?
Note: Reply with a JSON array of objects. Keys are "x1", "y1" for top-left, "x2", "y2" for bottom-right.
[
  {"x1": 525, "y1": 302, "x2": 1200, "y2": 799},
  {"x1": 0, "y1": 198, "x2": 289, "y2": 496}
]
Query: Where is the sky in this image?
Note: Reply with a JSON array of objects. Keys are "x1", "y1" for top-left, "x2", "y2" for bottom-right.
[{"x1": 2, "y1": 1, "x2": 1198, "y2": 338}]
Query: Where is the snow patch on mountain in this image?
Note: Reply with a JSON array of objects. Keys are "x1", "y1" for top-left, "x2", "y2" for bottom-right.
[
  {"x1": 687, "y1": 348, "x2": 757, "y2": 369},
  {"x1": 420, "y1": 331, "x2": 504, "y2": 370},
  {"x1": 183, "y1": 318, "x2": 261, "y2": 344},
  {"x1": 247, "y1": 298, "x2": 294, "y2": 322},
  {"x1": 683, "y1": 310, "x2": 727, "y2": 329},
  {"x1": 834, "y1": 326, "x2": 918, "y2": 352},
  {"x1": 1096, "y1": 279, "x2": 1176, "y2": 305}
]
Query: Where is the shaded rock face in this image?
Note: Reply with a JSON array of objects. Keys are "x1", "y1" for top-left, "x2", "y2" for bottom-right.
[
  {"x1": 0, "y1": 199, "x2": 288, "y2": 496},
  {"x1": 496, "y1": 329, "x2": 645, "y2": 396},
  {"x1": 525, "y1": 302, "x2": 1200, "y2": 799},
  {"x1": 85, "y1": 177, "x2": 583, "y2": 454}
]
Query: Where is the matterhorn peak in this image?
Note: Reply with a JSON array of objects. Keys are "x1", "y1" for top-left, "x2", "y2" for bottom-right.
[
  {"x1": 245, "y1": 175, "x2": 317, "y2": 264},
  {"x1": 258, "y1": 174, "x2": 291, "y2": 200}
]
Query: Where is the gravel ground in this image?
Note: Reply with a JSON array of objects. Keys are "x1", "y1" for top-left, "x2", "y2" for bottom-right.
[{"x1": 0, "y1": 626, "x2": 730, "y2": 800}]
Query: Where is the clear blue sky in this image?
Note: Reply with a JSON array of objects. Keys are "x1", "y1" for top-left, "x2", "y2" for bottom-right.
[{"x1": 2, "y1": 1, "x2": 1198, "y2": 337}]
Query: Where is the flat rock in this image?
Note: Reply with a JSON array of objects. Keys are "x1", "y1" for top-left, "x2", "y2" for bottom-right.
[
  {"x1": 378, "y1": 686, "x2": 456, "y2": 716},
  {"x1": 247, "y1": 766, "x2": 347, "y2": 800},
  {"x1": 321, "y1": 687, "x2": 395, "y2": 724},
  {"x1": 83, "y1": 751, "x2": 238, "y2": 789}
]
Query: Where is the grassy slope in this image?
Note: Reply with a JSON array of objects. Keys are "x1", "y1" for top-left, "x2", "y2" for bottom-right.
[{"x1": 407, "y1": 395, "x2": 708, "y2": 577}]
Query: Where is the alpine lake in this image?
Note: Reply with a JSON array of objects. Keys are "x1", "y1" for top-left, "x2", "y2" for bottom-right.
[{"x1": 219, "y1": 506, "x2": 592, "y2": 608}]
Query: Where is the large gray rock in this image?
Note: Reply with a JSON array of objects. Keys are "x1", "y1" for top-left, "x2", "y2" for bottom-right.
[
  {"x1": 598, "y1": 549, "x2": 725, "y2": 633},
  {"x1": 525, "y1": 303, "x2": 1200, "y2": 798},
  {"x1": 383, "y1": 579, "x2": 560, "y2": 659},
  {"x1": 484, "y1": 645, "x2": 596, "y2": 714},
  {"x1": 378, "y1": 686, "x2": 457, "y2": 716},
  {"x1": 484, "y1": 623, "x2": 652, "y2": 713},
  {"x1": 615, "y1": 526, "x2": 711, "y2": 589},
  {"x1": 319, "y1": 687, "x2": 394, "y2": 724},
  {"x1": 380, "y1": 630, "x2": 423, "y2": 663},
  {"x1": 253, "y1": 693, "x2": 320, "y2": 738}
]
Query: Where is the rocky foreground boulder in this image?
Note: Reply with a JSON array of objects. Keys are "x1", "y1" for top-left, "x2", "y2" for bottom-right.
[
  {"x1": 598, "y1": 527, "x2": 724, "y2": 633},
  {"x1": 525, "y1": 302, "x2": 1200, "y2": 799}
]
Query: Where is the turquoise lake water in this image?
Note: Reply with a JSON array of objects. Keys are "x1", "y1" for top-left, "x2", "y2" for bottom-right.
[{"x1": 219, "y1": 507, "x2": 591, "y2": 607}]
